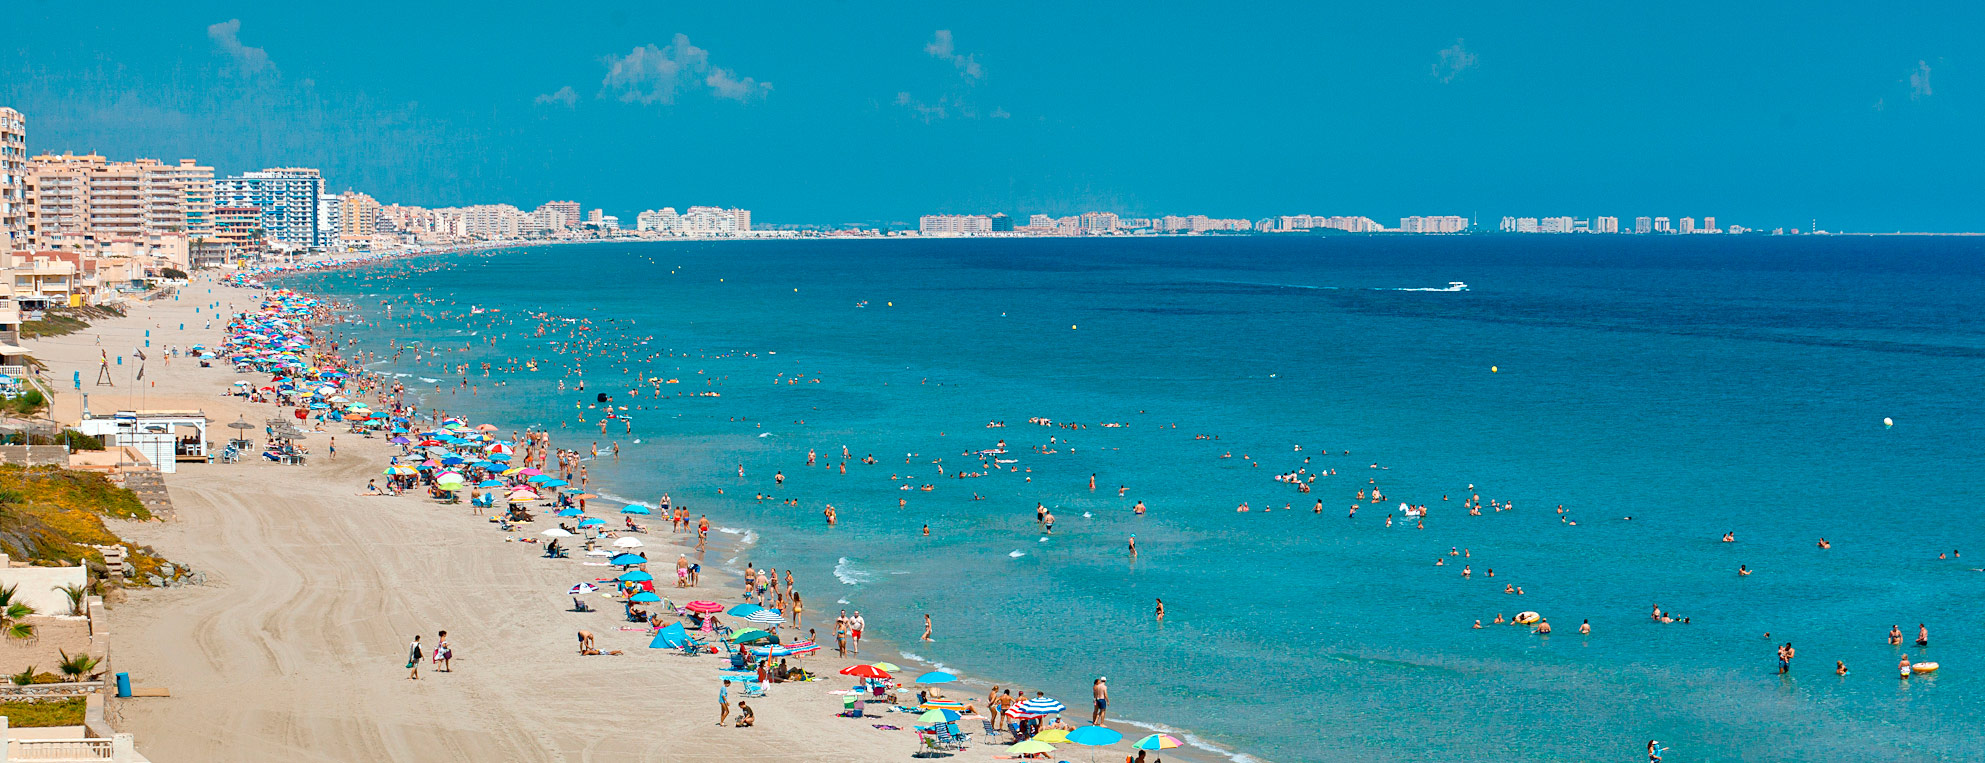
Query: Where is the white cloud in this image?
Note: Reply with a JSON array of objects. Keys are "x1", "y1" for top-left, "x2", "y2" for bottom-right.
[
  {"x1": 208, "y1": 19, "x2": 274, "y2": 75},
  {"x1": 535, "y1": 86, "x2": 578, "y2": 108},
  {"x1": 895, "y1": 92, "x2": 950, "y2": 122},
  {"x1": 1909, "y1": 60, "x2": 1932, "y2": 99},
  {"x1": 706, "y1": 68, "x2": 772, "y2": 102},
  {"x1": 600, "y1": 34, "x2": 768, "y2": 105},
  {"x1": 925, "y1": 30, "x2": 984, "y2": 80},
  {"x1": 1431, "y1": 39, "x2": 1477, "y2": 83}
]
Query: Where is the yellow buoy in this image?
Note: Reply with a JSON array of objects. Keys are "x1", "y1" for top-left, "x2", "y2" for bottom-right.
[
  {"x1": 1491, "y1": 366, "x2": 1498, "y2": 373},
  {"x1": 1071, "y1": 325, "x2": 1078, "y2": 330}
]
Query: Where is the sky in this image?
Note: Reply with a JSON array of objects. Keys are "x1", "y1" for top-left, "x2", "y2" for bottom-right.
[{"x1": 2, "y1": 1, "x2": 1978, "y2": 231}]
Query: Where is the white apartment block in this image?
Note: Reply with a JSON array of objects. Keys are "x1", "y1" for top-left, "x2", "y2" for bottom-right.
[
  {"x1": 0, "y1": 107, "x2": 24, "y2": 255},
  {"x1": 217, "y1": 168, "x2": 324, "y2": 248},
  {"x1": 26, "y1": 153, "x2": 214, "y2": 250},
  {"x1": 637, "y1": 207, "x2": 680, "y2": 233},
  {"x1": 1399, "y1": 216, "x2": 1469, "y2": 233},
  {"x1": 918, "y1": 214, "x2": 993, "y2": 236}
]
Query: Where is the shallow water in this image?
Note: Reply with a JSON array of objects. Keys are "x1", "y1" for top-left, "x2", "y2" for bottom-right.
[{"x1": 289, "y1": 235, "x2": 1985, "y2": 762}]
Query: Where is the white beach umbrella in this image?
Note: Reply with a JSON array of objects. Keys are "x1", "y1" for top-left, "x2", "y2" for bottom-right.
[
  {"x1": 612, "y1": 537, "x2": 644, "y2": 548},
  {"x1": 586, "y1": 549, "x2": 614, "y2": 557},
  {"x1": 540, "y1": 528, "x2": 574, "y2": 538}
]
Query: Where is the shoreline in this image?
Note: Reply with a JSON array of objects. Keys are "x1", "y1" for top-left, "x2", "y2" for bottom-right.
[{"x1": 280, "y1": 259, "x2": 1245, "y2": 763}]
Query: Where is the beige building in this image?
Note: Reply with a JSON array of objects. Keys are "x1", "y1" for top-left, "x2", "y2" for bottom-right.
[
  {"x1": 339, "y1": 191, "x2": 378, "y2": 246},
  {"x1": 25, "y1": 154, "x2": 213, "y2": 250},
  {"x1": 0, "y1": 108, "x2": 24, "y2": 256}
]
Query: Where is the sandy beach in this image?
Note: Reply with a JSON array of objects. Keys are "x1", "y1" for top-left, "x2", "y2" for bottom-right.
[{"x1": 31, "y1": 276, "x2": 1060, "y2": 762}]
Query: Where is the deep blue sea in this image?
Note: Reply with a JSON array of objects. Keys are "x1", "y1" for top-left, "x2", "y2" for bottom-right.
[{"x1": 286, "y1": 235, "x2": 1985, "y2": 762}]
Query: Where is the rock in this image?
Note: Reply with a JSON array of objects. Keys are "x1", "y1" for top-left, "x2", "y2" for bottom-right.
[
  {"x1": 160, "y1": 564, "x2": 176, "y2": 577},
  {"x1": 192, "y1": 572, "x2": 207, "y2": 585},
  {"x1": 145, "y1": 575, "x2": 163, "y2": 587}
]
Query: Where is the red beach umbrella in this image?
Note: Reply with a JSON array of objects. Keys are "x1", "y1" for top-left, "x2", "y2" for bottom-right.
[
  {"x1": 683, "y1": 600, "x2": 724, "y2": 613},
  {"x1": 839, "y1": 664, "x2": 892, "y2": 679}
]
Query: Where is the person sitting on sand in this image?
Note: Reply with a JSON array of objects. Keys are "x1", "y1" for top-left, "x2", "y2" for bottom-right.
[{"x1": 735, "y1": 700, "x2": 754, "y2": 728}]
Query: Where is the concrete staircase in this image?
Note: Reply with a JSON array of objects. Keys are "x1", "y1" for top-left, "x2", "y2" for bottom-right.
[{"x1": 119, "y1": 469, "x2": 174, "y2": 521}]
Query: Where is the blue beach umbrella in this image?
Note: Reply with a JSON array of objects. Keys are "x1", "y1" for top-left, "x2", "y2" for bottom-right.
[
  {"x1": 617, "y1": 570, "x2": 654, "y2": 582},
  {"x1": 629, "y1": 591, "x2": 661, "y2": 603},
  {"x1": 620, "y1": 505, "x2": 652, "y2": 515},
  {"x1": 577, "y1": 517, "x2": 606, "y2": 528},
  {"x1": 554, "y1": 508, "x2": 584, "y2": 517},
  {"x1": 609, "y1": 553, "x2": 648, "y2": 566},
  {"x1": 1066, "y1": 726, "x2": 1124, "y2": 746},
  {"x1": 727, "y1": 603, "x2": 767, "y2": 617},
  {"x1": 487, "y1": 452, "x2": 512, "y2": 462},
  {"x1": 916, "y1": 671, "x2": 957, "y2": 685},
  {"x1": 477, "y1": 480, "x2": 504, "y2": 488},
  {"x1": 539, "y1": 479, "x2": 570, "y2": 488}
]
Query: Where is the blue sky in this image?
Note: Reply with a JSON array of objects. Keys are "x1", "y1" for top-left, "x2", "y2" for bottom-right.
[{"x1": 2, "y1": 2, "x2": 1976, "y2": 230}]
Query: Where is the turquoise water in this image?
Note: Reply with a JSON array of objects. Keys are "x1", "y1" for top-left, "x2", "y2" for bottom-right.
[{"x1": 288, "y1": 236, "x2": 1985, "y2": 762}]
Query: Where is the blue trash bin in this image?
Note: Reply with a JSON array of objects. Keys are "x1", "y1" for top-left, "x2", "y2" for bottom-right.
[{"x1": 116, "y1": 672, "x2": 131, "y2": 698}]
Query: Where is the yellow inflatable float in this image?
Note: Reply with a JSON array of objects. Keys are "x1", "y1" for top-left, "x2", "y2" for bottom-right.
[
  {"x1": 1514, "y1": 611, "x2": 1541, "y2": 625},
  {"x1": 1912, "y1": 662, "x2": 1940, "y2": 673}
]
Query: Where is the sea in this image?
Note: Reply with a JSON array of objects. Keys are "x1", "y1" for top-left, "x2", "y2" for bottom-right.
[{"x1": 282, "y1": 234, "x2": 1985, "y2": 762}]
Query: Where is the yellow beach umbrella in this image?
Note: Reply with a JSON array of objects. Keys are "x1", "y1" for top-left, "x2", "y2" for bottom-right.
[{"x1": 1031, "y1": 728, "x2": 1071, "y2": 744}]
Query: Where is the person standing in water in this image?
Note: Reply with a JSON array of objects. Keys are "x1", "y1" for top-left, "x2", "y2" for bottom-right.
[
  {"x1": 922, "y1": 614, "x2": 933, "y2": 641},
  {"x1": 1155, "y1": 598, "x2": 1164, "y2": 622}
]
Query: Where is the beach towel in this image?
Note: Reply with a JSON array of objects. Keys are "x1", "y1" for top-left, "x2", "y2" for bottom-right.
[{"x1": 871, "y1": 724, "x2": 902, "y2": 731}]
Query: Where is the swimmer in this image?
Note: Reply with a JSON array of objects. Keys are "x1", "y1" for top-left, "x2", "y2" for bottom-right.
[{"x1": 1739, "y1": 565, "x2": 1751, "y2": 576}]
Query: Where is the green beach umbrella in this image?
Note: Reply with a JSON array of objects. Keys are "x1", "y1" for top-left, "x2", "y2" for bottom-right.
[
  {"x1": 727, "y1": 629, "x2": 774, "y2": 644},
  {"x1": 917, "y1": 709, "x2": 962, "y2": 723}
]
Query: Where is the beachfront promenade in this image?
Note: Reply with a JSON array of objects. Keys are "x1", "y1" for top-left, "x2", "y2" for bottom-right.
[{"x1": 24, "y1": 276, "x2": 1087, "y2": 762}]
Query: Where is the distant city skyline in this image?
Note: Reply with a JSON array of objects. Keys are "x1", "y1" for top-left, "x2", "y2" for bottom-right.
[{"x1": 2, "y1": 3, "x2": 1976, "y2": 231}]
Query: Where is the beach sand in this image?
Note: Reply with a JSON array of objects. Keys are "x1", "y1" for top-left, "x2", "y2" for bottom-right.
[{"x1": 33, "y1": 278, "x2": 1033, "y2": 762}]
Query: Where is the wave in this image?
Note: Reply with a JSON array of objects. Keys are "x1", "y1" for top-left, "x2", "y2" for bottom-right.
[
  {"x1": 717, "y1": 527, "x2": 743, "y2": 534},
  {"x1": 833, "y1": 557, "x2": 873, "y2": 586},
  {"x1": 418, "y1": 377, "x2": 439, "y2": 383},
  {"x1": 740, "y1": 530, "x2": 758, "y2": 546},
  {"x1": 594, "y1": 491, "x2": 654, "y2": 509},
  {"x1": 1116, "y1": 718, "x2": 1261, "y2": 763},
  {"x1": 1008, "y1": 550, "x2": 1026, "y2": 558}
]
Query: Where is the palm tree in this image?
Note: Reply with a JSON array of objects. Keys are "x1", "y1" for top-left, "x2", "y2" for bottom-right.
[
  {"x1": 56, "y1": 651, "x2": 100, "y2": 682},
  {"x1": 55, "y1": 583, "x2": 87, "y2": 616},
  {"x1": 0, "y1": 583, "x2": 36, "y2": 640}
]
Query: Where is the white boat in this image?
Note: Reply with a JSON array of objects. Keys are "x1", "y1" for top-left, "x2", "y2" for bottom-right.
[{"x1": 1447, "y1": 281, "x2": 1469, "y2": 291}]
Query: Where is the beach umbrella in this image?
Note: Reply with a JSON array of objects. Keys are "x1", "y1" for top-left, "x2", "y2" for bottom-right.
[
  {"x1": 629, "y1": 592, "x2": 662, "y2": 603},
  {"x1": 921, "y1": 699, "x2": 967, "y2": 712},
  {"x1": 1007, "y1": 740, "x2": 1056, "y2": 755},
  {"x1": 749, "y1": 639, "x2": 819, "y2": 658},
  {"x1": 1031, "y1": 728, "x2": 1072, "y2": 744},
  {"x1": 612, "y1": 537, "x2": 644, "y2": 548},
  {"x1": 539, "y1": 528, "x2": 574, "y2": 538},
  {"x1": 554, "y1": 507, "x2": 584, "y2": 517},
  {"x1": 572, "y1": 493, "x2": 599, "y2": 500},
  {"x1": 1015, "y1": 697, "x2": 1066, "y2": 716},
  {"x1": 683, "y1": 600, "x2": 723, "y2": 613},
  {"x1": 539, "y1": 479, "x2": 570, "y2": 488},
  {"x1": 839, "y1": 664, "x2": 891, "y2": 679},
  {"x1": 727, "y1": 629, "x2": 775, "y2": 644},
  {"x1": 743, "y1": 609, "x2": 785, "y2": 626},
  {"x1": 1066, "y1": 726, "x2": 1123, "y2": 746},
  {"x1": 477, "y1": 480, "x2": 504, "y2": 488},
  {"x1": 577, "y1": 517, "x2": 606, "y2": 528},
  {"x1": 487, "y1": 452, "x2": 511, "y2": 462},
  {"x1": 509, "y1": 490, "x2": 540, "y2": 501},
  {"x1": 477, "y1": 424, "x2": 499, "y2": 432},
  {"x1": 568, "y1": 583, "x2": 598, "y2": 595},
  {"x1": 727, "y1": 603, "x2": 767, "y2": 617},
  {"x1": 918, "y1": 709, "x2": 962, "y2": 723},
  {"x1": 609, "y1": 553, "x2": 648, "y2": 566},
  {"x1": 383, "y1": 465, "x2": 415, "y2": 475},
  {"x1": 870, "y1": 662, "x2": 903, "y2": 673},
  {"x1": 1132, "y1": 734, "x2": 1182, "y2": 750},
  {"x1": 616, "y1": 570, "x2": 653, "y2": 582},
  {"x1": 524, "y1": 474, "x2": 554, "y2": 484},
  {"x1": 620, "y1": 505, "x2": 651, "y2": 515},
  {"x1": 916, "y1": 671, "x2": 957, "y2": 685}
]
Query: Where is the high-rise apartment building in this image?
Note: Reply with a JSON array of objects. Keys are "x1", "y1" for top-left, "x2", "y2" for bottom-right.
[
  {"x1": 1399, "y1": 215, "x2": 1468, "y2": 233},
  {"x1": 25, "y1": 153, "x2": 214, "y2": 249},
  {"x1": 1634, "y1": 216, "x2": 1652, "y2": 234},
  {"x1": 1654, "y1": 216, "x2": 1672, "y2": 233},
  {"x1": 636, "y1": 207, "x2": 680, "y2": 233},
  {"x1": 1596, "y1": 216, "x2": 1620, "y2": 233},
  {"x1": 0, "y1": 108, "x2": 26, "y2": 255},
  {"x1": 539, "y1": 201, "x2": 581, "y2": 228},
  {"x1": 990, "y1": 213, "x2": 1013, "y2": 232},
  {"x1": 217, "y1": 168, "x2": 324, "y2": 248},
  {"x1": 340, "y1": 192, "x2": 379, "y2": 244},
  {"x1": 918, "y1": 214, "x2": 993, "y2": 236},
  {"x1": 1680, "y1": 217, "x2": 1696, "y2": 234},
  {"x1": 1703, "y1": 216, "x2": 1716, "y2": 233}
]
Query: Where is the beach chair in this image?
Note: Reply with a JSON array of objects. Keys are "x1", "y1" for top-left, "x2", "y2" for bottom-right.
[
  {"x1": 912, "y1": 731, "x2": 944, "y2": 757},
  {"x1": 740, "y1": 682, "x2": 766, "y2": 699},
  {"x1": 933, "y1": 724, "x2": 966, "y2": 750},
  {"x1": 571, "y1": 598, "x2": 594, "y2": 613},
  {"x1": 944, "y1": 721, "x2": 971, "y2": 744}
]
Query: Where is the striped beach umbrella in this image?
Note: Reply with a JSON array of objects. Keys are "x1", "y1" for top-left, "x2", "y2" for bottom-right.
[
  {"x1": 1132, "y1": 734, "x2": 1183, "y2": 750},
  {"x1": 1013, "y1": 696, "x2": 1065, "y2": 716},
  {"x1": 744, "y1": 609, "x2": 786, "y2": 626}
]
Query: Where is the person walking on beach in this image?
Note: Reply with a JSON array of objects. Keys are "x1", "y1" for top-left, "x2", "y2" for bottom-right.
[
  {"x1": 407, "y1": 635, "x2": 424, "y2": 680},
  {"x1": 718, "y1": 680, "x2": 732, "y2": 726},
  {"x1": 851, "y1": 612, "x2": 865, "y2": 654},
  {"x1": 1092, "y1": 677, "x2": 1109, "y2": 724},
  {"x1": 434, "y1": 630, "x2": 453, "y2": 672}
]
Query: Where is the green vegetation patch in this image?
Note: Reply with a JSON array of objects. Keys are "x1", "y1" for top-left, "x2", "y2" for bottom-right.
[
  {"x1": 0, "y1": 697, "x2": 86, "y2": 727},
  {"x1": 0, "y1": 466, "x2": 157, "y2": 571},
  {"x1": 20, "y1": 305, "x2": 125, "y2": 339}
]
